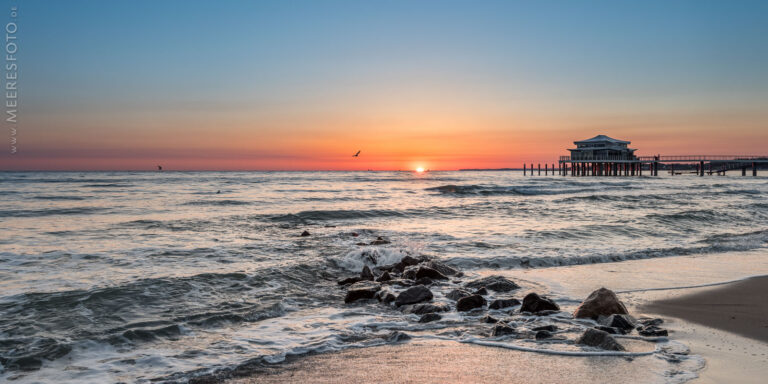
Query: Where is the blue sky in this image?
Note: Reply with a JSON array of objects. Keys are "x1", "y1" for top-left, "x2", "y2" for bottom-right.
[{"x1": 5, "y1": 0, "x2": 768, "y2": 169}]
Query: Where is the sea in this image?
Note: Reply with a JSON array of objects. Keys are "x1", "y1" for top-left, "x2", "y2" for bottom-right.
[{"x1": 1, "y1": 171, "x2": 766, "y2": 383}]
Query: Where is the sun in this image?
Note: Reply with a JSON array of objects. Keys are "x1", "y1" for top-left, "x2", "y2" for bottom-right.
[{"x1": 416, "y1": 167, "x2": 425, "y2": 173}]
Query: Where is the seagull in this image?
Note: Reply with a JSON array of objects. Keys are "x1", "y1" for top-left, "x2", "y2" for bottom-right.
[
  {"x1": 352, "y1": 150, "x2": 361, "y2": 157},
  {"x1": 157, "y1": 165, "x2": 163, "y2": 171}
]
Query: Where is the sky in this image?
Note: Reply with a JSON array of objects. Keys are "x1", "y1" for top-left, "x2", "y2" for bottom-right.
[{"x1": 2, "y1": 0, "x2": 768, "y2": 171}]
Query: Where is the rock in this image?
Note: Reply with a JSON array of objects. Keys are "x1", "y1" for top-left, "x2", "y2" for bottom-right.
[
  {"x1": 414, "y1": 277, "x2": 434, "y2": 286},
  {"x1": 300, "y1": 230, "x2": 311, "y2": 237},
  {"x1": 489, "y1": 298, "x2": 521, "y2": 310},
  {"x1": 598, "y1": 314, "x2": 635, "y2": 334},
  {"x1": 371, "y1": 236, "x2": 391, "y2": 245},
  {"x1": 532, "y1": 325, "x2": 557, "y2": 332},
  {"x1": 400, "y1": 255, "x2": 421, "y2": 267},
  {"x1": 473, "y1": 287, "x2": 489, "y2": 296},
  {"x1": 386, "y1": 331, "x2": 411, "y2": 342},
  {"x1": 535, "y1": 330, "x2": 553, "y2": 340},
  {"x1": 392, "y1": 255, "x2": 422, "y2": 273},
  {"x1": 402, "y1": 266, "x2": 419, "y2": 280},
  {"x1": 576, "y1": 328, "x2": 625, "y2": 351},
  {"x1": 376, "y1": 271, "x2": 392, "y2": 282},
  {"x1": 491, "y1": 322, "x2": 516, "y2": 336},
  {"x1": 446, "y1": 288, "x2": 472, "y2": 301},
  {"x1": 344, "y1": 282, "x2": 381, "y2": 303},
  {"x1": 351, "y1": 232, "x2": 359, "y2": 237},
  {"x1": 423, "y1": 260, "x2": 460, "y2": 276},
  {"x1": 639, "y1": 318, "x2": 664, "y2": 327},
  {"x1": 638, "y1": 325, "x2": 668, "y2": 337},
  {"x1": 418, "y1": 313, "x2": 441, "y2": 323},
  {"x1": 377, "y1": 263, "x2": 398, "y2": 272},
  {"x1": 395, "y1": 285, "x2": 433, "y2": 306},
  {"x1": 355, "y1": 242, "x2": 368, "y2": 246},
  {"x1": 573, "y1": 287, "x2": 629, "y2": 320},
  {"x1": 415, "y1": 267, "x2": 449, "y2": 280},
  {"x1": 465, "y1": 275, "x2": 520, "y2": 292},
  {"x1": 337, "y1": 276, "x2": 363, "y2": 286},
  {"x1": 361, "y1": 266, "x2": 375, "y2": 281},
  {"x1": 482, "y1": 314, "x2": 499, "y2": 324},
  {"x1": 520, "y1": 293, "x2": 560, "y2": 314},
  {"x1": 594, "y1": 326, "x2": 619, "y2": 334},
  {"x1": 402, "y1": 303, "x2": 450, "y2": 315},
  {"x1": 456, "y1": 294, "x2": 486, "y2": 312},
  {"x1": 380, "y1": 279, "x2": 413, "y2": 287},
  {"x1": 375, "y1": 288, "x2": 396, "y2": 303}
]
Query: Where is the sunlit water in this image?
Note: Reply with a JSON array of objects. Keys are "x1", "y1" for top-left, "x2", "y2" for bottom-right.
[{"x1": 1, "y1": 171, "x2": 766, "y2": 383}]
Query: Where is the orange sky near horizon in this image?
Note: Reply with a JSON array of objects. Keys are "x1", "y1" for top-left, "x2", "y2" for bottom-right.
[{"x1": 8, "y1": 105, "x2": 768, "y2": 171}]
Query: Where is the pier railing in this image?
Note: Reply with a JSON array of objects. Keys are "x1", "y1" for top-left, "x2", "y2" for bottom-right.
[{"x1": 559, "y1": 155, "x2": 768, "y2": 162}]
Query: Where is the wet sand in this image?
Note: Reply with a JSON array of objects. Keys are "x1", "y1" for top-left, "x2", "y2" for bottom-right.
[
  {"x1": 226, "y1": 339, "x2": 669, "y2": 384},
  {"x1": 641, "y1": 276, "x2": 768, "y2": 343}
]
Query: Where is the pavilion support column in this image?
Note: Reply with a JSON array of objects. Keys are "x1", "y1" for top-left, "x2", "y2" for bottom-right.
[
  {"x1": 699, "y1": 161, "x2": 704, "y2": 176},
  {"x1": 742, "y1": 166, "x2": 746, "y2": 176},
  {"x1": 538, "y1": 163, "x2": 541, "y2": 176},
  {"x1": 753, "y1": 162, "x2": 758, "y2": 176}
]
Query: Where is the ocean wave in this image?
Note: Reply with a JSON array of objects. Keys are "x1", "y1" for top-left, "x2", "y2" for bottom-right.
[
  {"x1": 0, "y1": 262, "x2": 340, "y2": 374},
  {"x1": 334, "y1": 247, "x2": 416, "y2": 271},
  {"x1": 700, "y1": 228, "x2": 768, "y2": 246},
  {"x1": 31, "y1": 195, "x2": 89, "y2": 201},
  {"x1": 557, "y1": 193, "x2": 678, "y2": 203},
  {"x1": 444, "y1": 238, "x2": 768, "y2": 270},
  {"x1": 118, "y1": 218, "x2": 214, "y2": 231},
  {"x1": 426, "y1": 184, "x2": 600, "y2": 196},
  {"x1": 645, "y1": 209, "x2": 735, "y2": 225},
  {"x1": 181, "y1": 199, "x2": 252, "y2": 206},
  {"x1": 0, "y1": 337, "x2": 72, "y2": 371},
  {"x1": 0, "y1": 207, "x2": 107, "y2": 218},
  {"x1": 270, "y1": 209, "x2": 408, "y2": 222},
  {"x1": 84, "y1": 183, "x2": 131, "y2": 188}
]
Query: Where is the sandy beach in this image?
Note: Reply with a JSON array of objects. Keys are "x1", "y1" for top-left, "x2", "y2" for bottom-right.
[
  {"x1": 642, "y1": 276, "x2": 768, "y2": 343},
  {"x1": 213, "y1": 252, "x2": 768, "y2": 384},
  {"x1": 224, "y1": 339, "x2": 669, "y2": 384}
]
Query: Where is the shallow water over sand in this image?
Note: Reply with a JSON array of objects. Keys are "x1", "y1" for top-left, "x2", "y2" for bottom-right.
[{"x1": 1, "y1": 171, "x2": 766, "y2": 382}]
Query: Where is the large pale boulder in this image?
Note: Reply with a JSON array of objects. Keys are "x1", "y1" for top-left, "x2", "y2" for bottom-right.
[{"x1": 573, "y1": 288, "x2": 628, "y2": 319}]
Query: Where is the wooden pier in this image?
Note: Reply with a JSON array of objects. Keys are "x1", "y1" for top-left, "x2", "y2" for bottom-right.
[{"x1": 543, "y1": 155, "x2": 768, "y2": 177}]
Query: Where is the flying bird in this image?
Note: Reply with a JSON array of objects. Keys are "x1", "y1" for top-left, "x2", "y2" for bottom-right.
[
  {"x1": 157, "y1": 165, "x2": 163, "y2": 171},
  {"x1": 352, "y1": 150, "x2": 361, "y2": 157}
]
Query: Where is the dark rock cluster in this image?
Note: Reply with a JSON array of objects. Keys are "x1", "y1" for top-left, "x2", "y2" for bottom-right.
[{"x1": 337, "y1": 257, "x2": 669, "y2": 352}]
